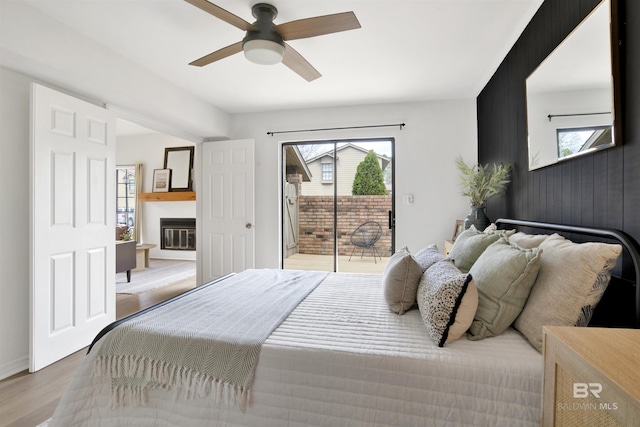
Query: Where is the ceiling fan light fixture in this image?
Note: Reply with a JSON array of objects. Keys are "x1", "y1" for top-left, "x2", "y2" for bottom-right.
[{"x1": 243, "y1": 39, "x2": 285, "y2": 65}]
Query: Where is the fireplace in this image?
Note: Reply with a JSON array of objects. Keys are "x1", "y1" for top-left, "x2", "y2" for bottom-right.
[{"x1": 160, "y1": 218, "x2": 196, "y2": 251}]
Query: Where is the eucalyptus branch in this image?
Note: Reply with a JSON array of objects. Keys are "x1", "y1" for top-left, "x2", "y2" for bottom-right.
[{"x1": 455, "y1": 156, "x2": 512, "y2": 206}]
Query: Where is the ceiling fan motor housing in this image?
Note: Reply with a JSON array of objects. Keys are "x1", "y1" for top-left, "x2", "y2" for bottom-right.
[{"x1": 242, "y1": 3, "x2": 285, "y2": 65}]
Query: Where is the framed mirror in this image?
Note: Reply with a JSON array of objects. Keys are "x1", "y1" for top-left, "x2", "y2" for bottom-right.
[
  {"x1": 164, "y1": 146, "x2": 194, "y2": 191},
  {"x1": 526, "y1": 0, "x2": 622, "y2": 170}
]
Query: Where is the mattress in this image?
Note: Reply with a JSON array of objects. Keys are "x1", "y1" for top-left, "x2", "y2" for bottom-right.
[{"x1": 49, "y1": 272, "x2": 542, "y2": 426}]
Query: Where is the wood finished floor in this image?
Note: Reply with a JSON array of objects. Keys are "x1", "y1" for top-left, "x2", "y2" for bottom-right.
[{"x1": 0, "y1": 277, "x2": 196, "y2": 427}]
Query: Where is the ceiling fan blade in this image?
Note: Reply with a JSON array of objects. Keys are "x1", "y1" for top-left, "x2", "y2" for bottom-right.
[
  {"x1": 282, "y1": 43, "x2": 321, "y2": 82},
  {"x1": 275, "y1": 12, "x2": 361, "y2": 41},
  {"x1": 189, "y1": 41, "x2": 243, "y2": 67},
  {"x1": 184, "y1": 0, "x2": 256, "y2": 32}
]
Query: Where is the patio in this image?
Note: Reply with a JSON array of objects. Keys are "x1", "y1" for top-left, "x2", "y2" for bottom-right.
[{"x1": 283, "y1": 253, "x2": 390, "y2": 274}]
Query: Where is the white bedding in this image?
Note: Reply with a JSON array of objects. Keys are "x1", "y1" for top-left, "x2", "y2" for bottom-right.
[{"x1": 49, "y1": 272, "x2": 542, "y2": 427}]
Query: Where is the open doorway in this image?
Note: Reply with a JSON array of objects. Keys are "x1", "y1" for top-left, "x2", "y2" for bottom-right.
[
  {"x1": 114, "y1": 119, "x2": 197, "y2": 318},
  {"x1": 282, "y1": 139, "x2": 394, "y2": 273}
]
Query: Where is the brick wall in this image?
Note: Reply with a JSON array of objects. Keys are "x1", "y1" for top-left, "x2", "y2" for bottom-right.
[{"x1": 298, "y1": 195, "x2": 392, "y2": 256}]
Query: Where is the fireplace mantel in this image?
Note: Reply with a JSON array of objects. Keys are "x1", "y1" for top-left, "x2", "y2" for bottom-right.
[{"x1": 139, "y1": 191, "x2": 196, "y2": 202}]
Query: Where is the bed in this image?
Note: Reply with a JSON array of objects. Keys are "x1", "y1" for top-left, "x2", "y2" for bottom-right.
[{"x1": 48, "y1": 219, "x2": 640, "y2": 427}]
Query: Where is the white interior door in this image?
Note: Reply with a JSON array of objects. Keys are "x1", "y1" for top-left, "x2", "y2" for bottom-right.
[
  {"x1": 200, "y1": 139, "x2": 255, "y2": 282},
  {"x1": 30, "y1": 83, "x2": 116, "y2": 371}
]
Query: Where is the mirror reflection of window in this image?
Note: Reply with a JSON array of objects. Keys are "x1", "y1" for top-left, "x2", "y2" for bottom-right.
[
  {"x1": 525, "y1": 0, "x2": 620, "y2": 170},
  {"x1": 557, "y1": 126, "x2": 612, "y2": 159}
]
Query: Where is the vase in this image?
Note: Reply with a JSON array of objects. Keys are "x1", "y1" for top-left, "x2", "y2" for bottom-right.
[{"x1": 464, "y1": 205, "x2": 490, "y2": 231}]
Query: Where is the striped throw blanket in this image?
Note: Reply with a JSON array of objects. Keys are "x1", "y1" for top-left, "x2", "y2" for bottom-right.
[{"x1": 93, "y1": 269, "x2": 328, "y2": 410}]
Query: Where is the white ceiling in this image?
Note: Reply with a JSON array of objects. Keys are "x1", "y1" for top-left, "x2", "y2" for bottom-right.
[{"x1": 20, "y1": 0, "x2": 543, "y2": 115}]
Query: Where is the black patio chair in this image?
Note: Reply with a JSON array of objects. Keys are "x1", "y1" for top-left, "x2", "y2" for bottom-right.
[{"x1": 349, "y1": 221, "x2": 383, "y2": 263}]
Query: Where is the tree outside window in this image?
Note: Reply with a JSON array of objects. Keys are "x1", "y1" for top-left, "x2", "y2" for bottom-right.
[{"x1": 352, "y1": 150, "x2": 388, "y2": 195}]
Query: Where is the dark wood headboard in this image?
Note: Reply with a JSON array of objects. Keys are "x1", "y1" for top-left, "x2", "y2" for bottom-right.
[{"x1": 495, "y1": 219, "x2": 640, "y2": 329}]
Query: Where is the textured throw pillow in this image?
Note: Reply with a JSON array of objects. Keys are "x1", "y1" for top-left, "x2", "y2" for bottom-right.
[
  {"x1": 468, "y1": 237, "x2": 542, "y2": 340},
  {"x1": 382, "y1": 247, "x2": 423, "y2": 315},
  {"x1": 414, "y1": 244, "x2": 445, "y2": 272},
  {"x1": 446, "y1": 225, "x2": 502, "y2": 273},
  {"x1": 417, "y1": 260, "x2": 477, "y2": 347},
  {"x1": 509, "y1": 232, "x2": 550, "y2": 249},
  {"x1": 514, "y1": 234, "x2": 622, "y2": 352}
]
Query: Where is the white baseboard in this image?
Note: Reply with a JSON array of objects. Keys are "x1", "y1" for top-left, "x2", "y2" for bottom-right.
[{"x1": 0, "y1": 355, "x2": 29, "y2": 380}]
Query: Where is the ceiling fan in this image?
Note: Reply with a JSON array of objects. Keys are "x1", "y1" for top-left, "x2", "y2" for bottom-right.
[{"x1": 184, "y1": 0, "x2": 361, "y2": 81}]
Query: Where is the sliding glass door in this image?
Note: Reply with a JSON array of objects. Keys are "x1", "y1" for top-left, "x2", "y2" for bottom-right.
[{"x1": 282, "y1": 139, "x2": 394, "y2": 273}]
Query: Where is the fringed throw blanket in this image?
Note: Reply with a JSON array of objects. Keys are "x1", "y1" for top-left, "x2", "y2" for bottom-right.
[{"x1": 93, "y1": 269, "x2": 328, "y2": 410}]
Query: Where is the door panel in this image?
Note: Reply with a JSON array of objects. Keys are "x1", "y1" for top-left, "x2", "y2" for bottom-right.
[
  {"x1": 87, "y1": 247, "x2": 107, "y2": 319},
  {"x1": 50, "y1": 253, "x2": 75, "y2": 332},
  {"x1": 87, "y1": 157, "x2": 107, "y2": 224},
  {"x1": 31, "y1": 83, "x2": 115, "y2": 371},
  {"x1": 201, "y1": 139, "x2": 255, "y2": 281}
]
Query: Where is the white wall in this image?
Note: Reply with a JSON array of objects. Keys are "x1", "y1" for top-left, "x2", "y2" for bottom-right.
[
  {"x1": 229, "y1": 100, "x2": 478, "y2": 269},
  {"x1": 0, "y1": 67, "x2": 31, "y2": 379},
  {"x1": 0, "y1": 0, "x2": 229, "y2": 141},
  {"x1": 116, "y1": 134, "x2": 196, "y2": 261}
]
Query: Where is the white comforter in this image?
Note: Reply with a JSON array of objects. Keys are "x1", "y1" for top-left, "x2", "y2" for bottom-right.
[{"x1": 49, "y1": 272, "x2": 542, "y2": 427}]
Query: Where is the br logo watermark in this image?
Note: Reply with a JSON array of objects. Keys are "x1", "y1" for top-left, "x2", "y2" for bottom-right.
[
  {"x1": 573, "y1": 382, "x2": 602, "y2": 398},
  {"x1": 557, "y1": 382, "x2": 618, "y2": 412}
]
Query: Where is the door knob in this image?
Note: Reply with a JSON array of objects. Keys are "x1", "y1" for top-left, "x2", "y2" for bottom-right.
[{"x1": 246, "y1": 223, "x2": 253, "y2": 229}]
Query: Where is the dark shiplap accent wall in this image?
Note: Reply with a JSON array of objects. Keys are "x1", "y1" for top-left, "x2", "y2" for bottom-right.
[{"x1": 477, "y1": 0, "x2": 639, "y2": 244}]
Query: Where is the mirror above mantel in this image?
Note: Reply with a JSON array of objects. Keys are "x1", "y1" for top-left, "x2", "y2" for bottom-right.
[
  {"x1": 164, "y1": 146, "x2": 194, "y2": 191},
  {"x1": 526, "y1": 0, "x2": 622, "y2": 171}
]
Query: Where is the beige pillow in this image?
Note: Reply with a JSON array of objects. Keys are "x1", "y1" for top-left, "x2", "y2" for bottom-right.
[
  {"x1": 446, "y1": 225, "x2": 502, "y2": 273},
  {"x1": 484, "y1": 223, "x2": 516, "y2": 237},
  {"x1": 416, "y1": 260, "x2": 478, "y2": 346},
  {"x1": 468, "y1": 237, "x2": 542, "y2": 340},
  {"x1": 414, "y1": 244, "x2": 445, "y2": 272},
  {"x1": 509, "y1": 232, "x2": 549, "y2": 249},
  {"x1": 382, "y1": 247, "x2": 423, "y2": 315},
  {"x1": 514, "y1": 234, "x2": 622, "y2": 351}
]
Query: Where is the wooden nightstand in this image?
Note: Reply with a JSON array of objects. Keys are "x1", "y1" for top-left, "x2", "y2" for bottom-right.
[
  {"x1": 444, "y1": 240, "x2": 453, "y2": 256},
  {"x1": 542, "y1": 326, "x2": 640, "y2": 426}
]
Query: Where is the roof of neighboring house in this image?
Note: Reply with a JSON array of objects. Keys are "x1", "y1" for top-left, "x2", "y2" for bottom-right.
[
  {"x1": 305, "y1": 143, "x2": 390, "y2": 170},
  {"x1": 284, "y1": 145, "x2": 312, "y2": 181}
]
